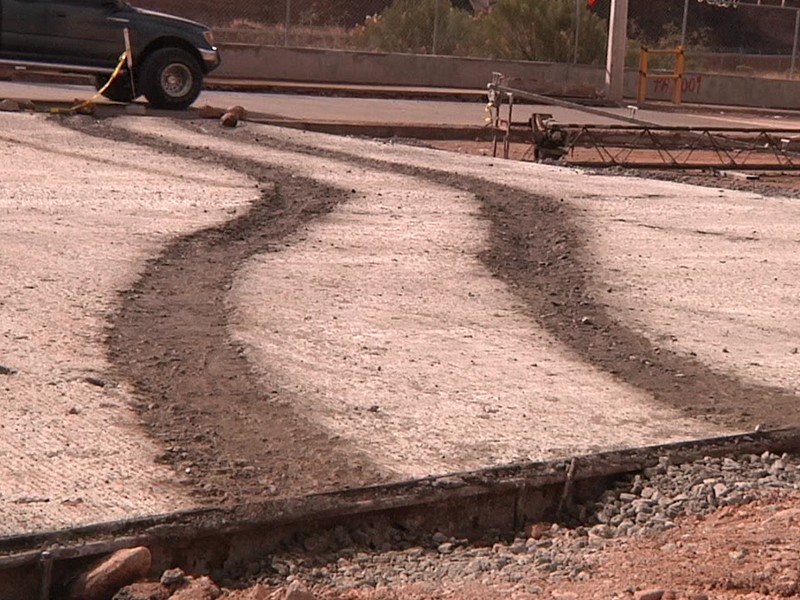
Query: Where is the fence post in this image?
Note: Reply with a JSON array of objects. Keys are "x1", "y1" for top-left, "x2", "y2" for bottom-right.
[
  {"x1": 637, "y1": 46, "x2": 649, "y2": 103},
  {"x1": 574, "y1": 0, "x2": 581, "y2": 64},
  {"x1": 791, "y1": 8, "x2": 800, "y2": 79},
  {"x1": 284, "y1": 0, "x2": 291, "y2": 47},
  {"x1": 680, "y1": 0, "x2": 690, "y2": 47},
  {"x1": 673, "y1": 46, "x2": 685, "y2": 104},
  {"x1": 432, "y1": 0, "x2": 440, "y2": 55}
]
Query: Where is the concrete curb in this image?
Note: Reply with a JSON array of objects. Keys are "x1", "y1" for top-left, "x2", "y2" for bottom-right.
[{"x1": 3, "y1": 428, "x2": 800, "y2": 600}]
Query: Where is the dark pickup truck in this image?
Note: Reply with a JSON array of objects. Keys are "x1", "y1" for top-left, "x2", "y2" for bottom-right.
[{"x1": 0, "y1": 0, "x2": 220, "y2": 109}]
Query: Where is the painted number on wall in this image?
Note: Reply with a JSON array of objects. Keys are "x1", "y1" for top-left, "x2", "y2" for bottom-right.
[{"x1": 651, "y1": 74, "x2": 703, "y2": 96}]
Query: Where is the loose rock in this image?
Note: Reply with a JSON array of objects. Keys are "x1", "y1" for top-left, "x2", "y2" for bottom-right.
[
  {"x1": 160, "y1": 567, "x2": 189, "y2": 589},
  {"x1": 68, "y1": 547, "x2": 152, "y2": 600},
  {"x1": 284, "y1": 580, "x2": 316, "y2": 600},
  {"x1": 112, "y1": 581, "x2": 170, "y2": 600},
  {"x1": 636, "y1": 589, "x2": 665, "y2": 600},
  {"x1": 169, "y1": 576, "x2": 221, "y2": 600}
]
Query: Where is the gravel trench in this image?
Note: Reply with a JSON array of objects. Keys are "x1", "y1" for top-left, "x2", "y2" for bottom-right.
[{"x1": 231, "y1": 450, "x2": 800, "y2": 598}]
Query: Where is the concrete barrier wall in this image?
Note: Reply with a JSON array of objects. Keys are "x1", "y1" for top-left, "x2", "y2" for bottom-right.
[
  {"x1": 215, "y1": 44, "x2": 606, "y2": 98},
  {"x1": 216, "y1": 43, "x2": 800, "y2": 110}
]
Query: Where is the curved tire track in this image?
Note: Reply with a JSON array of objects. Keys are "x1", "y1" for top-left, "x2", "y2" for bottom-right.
[
  {"x1": 65, "y1": 119, "x2": 391, "y2": 503},
  {"x1": 63, "y1": 117, "x2": 800, "y2": 504},
  {"x1": 206, "y1": 123, "x2": 800, "y2": 433}
]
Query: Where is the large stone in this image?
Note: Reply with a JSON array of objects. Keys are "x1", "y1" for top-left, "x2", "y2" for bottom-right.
[
  {"x1": 636, "y1": 590, "x2": 665, "y2": 600},
  {"x1": 220, "y1": 105, "x2": 248, "y2": 128},
  {"x1": 197, "y1": 104, "x2": 224, "y2": 119},
  {"x1": 226, "y1": 105, "x2": 247, "y2": 120},
  {"x1": 220, "y1": 112, "x2": 240, "y2": 128},
  {"x1": 68, "y1": 547, "x2": 152, "y2": 600},
  {"x1": 169, "y1": 577, "x2": 221, "y2": 600}
]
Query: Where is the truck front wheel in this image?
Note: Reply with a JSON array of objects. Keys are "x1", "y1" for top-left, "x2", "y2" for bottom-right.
[{"x1": 140, "y1": 48, "x2": 203, "y2": 110}]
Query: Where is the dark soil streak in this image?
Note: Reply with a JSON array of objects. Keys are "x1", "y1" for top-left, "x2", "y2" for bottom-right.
[
  {"x1": 62, "y1": 118, "x2": 391, "y2": 504},
  {"x1": 205, "y1": 123, "x2": 800, "y2": 432},
  {"x1": 57, "y1": 115, "x2": 800, "y2": 506}
]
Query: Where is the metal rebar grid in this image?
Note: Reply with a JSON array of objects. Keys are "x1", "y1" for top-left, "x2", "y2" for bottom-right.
[{"x1": 488, "y1": 80, "x2": 800, "y2": 170}]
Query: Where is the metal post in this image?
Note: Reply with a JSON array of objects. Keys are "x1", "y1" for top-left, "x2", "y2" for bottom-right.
[
  {"x1": 673, "y1": 46, "x2": 685, "y2": 104},
  {"x1": 432, "y1": 0, "x2": 440, "y2": 55},
  {"x1": 574, "y1": 0, "x2": 581, "y2": 64},
  {"x1": 605, "y1": 0, "x2": 630, "y2": 103},
  {"x1": 681, "y1": 0, "x2": 690, "y2": 47},
  {"x1": 39, "y1": 551, "x2": 53, "y2": 600},
  {"x1": 284, "y1": 0, "x2": 291, "y2": 47},
  {"x1": 637, "y1": 46, "x2": 649, "y2": 103},
  {"x1": 123, "y1": 27, "x2": 135, "y2": 97},
  {"x1": 791, "y1": 8, "x2": 800, "y2": 79}
]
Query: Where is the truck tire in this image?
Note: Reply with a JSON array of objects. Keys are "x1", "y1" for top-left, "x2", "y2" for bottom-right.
[
  {"x1": 95, "y1": 72, "x2": 138, "y2": 103},
  {"x1": 139, "y1": 47, "x2": 203, "y2": 110}
]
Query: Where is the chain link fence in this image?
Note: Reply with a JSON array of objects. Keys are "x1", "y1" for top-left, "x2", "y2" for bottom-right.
[
  {"x1": 133, "y1": 0, "x2": 800, "y2": 78},
  {"x1": 646, "y1": 0, "x2": 800, "y2": 78},
  {"x1": 133, "y1": 0, "x2": 608, "y2": 63},
  {"x1": 133, "y1": 0, "x2": 413, "y2": 48}
]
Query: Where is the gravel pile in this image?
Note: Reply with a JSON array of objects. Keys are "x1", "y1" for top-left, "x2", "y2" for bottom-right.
[{"x1": 248, "y1": 451, "x2": 800, "y2": 592}]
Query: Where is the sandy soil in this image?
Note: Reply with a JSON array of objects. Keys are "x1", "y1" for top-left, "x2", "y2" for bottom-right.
[
  {"x1": 244, "y1": 125, "x2": 800, "y2": 404},
  {"x1": 3, "y1": 110, "x2": 800, "y2": 536},
  {"x1": 0, "y1": 114, "x2": 254, "y2": 533},
  {"x1": 110, "y1": 117, "x2": 726, "y2": 479}
]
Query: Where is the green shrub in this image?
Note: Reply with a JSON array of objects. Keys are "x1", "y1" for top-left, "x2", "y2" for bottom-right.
[
  {"x1": 474, "y1": 0, "x2": 607, "y2": 64},
  {"x1": 350, "y1": 0, "x2": 476, "y2": 55}
]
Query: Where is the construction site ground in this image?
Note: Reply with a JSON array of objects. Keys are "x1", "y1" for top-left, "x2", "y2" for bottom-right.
[{"x1": 1, "y1": 95, "x2": 800, "y2": 598}]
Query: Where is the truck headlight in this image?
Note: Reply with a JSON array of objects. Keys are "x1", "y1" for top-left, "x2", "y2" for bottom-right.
[{"x1": 203, "y1": 30, "x2": 215, "y2": 47}]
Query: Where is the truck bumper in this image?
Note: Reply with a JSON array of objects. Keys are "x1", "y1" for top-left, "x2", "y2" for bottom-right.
[{"x1": 199, "y1": 47, "x2": 221, "y2": 72}]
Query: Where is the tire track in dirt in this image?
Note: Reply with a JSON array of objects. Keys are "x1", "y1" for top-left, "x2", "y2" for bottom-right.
[
  {"x1": 62, "y1": 118, "x2": 392, "y2": 504},
  {"x1": 62, "y1": 117, "x2": 800, "y2": 504},
  {"x1": 205, "y1": 124, "x2": 800, "y2": 433}
]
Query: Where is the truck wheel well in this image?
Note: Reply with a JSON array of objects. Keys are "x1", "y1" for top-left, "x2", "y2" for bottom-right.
[{"x1": 137, "y1": 37, "x2": 206, "y2": 74}]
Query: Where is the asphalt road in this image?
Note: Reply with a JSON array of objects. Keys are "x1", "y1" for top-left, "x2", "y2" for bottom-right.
[{"x1": 2, "y1": 79, "x2": 800, "y2": 130}]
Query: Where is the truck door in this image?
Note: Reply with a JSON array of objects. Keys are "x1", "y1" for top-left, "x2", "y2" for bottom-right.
[
  {"x1": 1, "y1": 0, "x2": 53, "y2": 60},
  {"x1": 47, "y1": 0, "x2": 128, "y2": 68}
]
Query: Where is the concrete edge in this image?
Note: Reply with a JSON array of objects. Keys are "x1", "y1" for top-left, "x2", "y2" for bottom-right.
[{"x1": 3, "y1": 428, "x2": 800, "y2": 598}]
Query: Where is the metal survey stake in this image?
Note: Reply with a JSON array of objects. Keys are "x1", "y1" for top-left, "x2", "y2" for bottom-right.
[{"x1": 124, "y1": 27, "x2": 136, "y2": 97}]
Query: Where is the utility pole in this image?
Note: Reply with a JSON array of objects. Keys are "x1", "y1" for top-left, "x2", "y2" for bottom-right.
[{"x1": 605, "y1": 0, "x2": 630, "y2": 102}]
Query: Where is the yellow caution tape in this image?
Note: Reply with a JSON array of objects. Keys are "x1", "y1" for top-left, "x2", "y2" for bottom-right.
[{"x1": 50, "y1": 51, "x2": 129, "y2": 115}]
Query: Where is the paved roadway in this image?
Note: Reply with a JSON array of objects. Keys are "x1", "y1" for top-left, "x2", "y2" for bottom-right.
[{"x1": 2, "y1": 80, "x2": 800, "y2": 130}]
